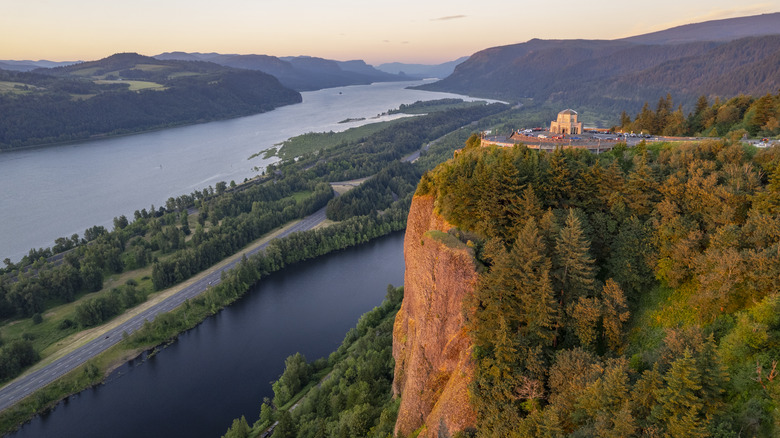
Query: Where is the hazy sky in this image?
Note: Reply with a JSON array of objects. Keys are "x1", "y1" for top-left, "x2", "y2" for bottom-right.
[{"x1": 2, "y1": 0, "x2": 778, "y2": 65}]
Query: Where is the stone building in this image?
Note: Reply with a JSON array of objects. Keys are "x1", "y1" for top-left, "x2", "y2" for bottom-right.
[{"x1": 550, "y1": 109, "x2": 582, "y2": 135}]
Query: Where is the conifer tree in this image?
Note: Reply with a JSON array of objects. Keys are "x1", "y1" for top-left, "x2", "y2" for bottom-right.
[
  {"x1": 696, "y1": 334, "x2": 729, "y2": 417},
  {"x1": 554, "y1": 209, "x2": 596, "y2": 326},
  {"x1": 752, "y1": 166, "x2": 780, "y2": 216},
  {"x1": 576, "y1": 359, "x2": 636, "y2": 437},
  {"x1": 572, "y1": 297, "x2": 602, "y2": 349},
  {"x1": 601, "y1": 279, "x2": 630, "y2": 352},
  {"x1": 625, "y1": 154, "x2": 659, "y2": 217},
  {"x1": 657, "y1": 350, "x2": 707, "y2": 438}
]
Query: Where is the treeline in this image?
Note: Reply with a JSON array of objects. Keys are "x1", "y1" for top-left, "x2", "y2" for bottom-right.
[
  {"x1": 388, "y1": 98, "x2": 464, "y2": 114},
  {"x1": 294, "y1": 103, "x2": 507, "y2": 182},
  {"x1": 127, "y1": 211, "x2": 407, "y2": 349},
  {"x1": 0, "y1": 177, "x2": 332, "y2": 321},
  {"x1": 419, "y1": 137, "x2": 780, "y2": 436},
  {"x1": 72, "y1": 282, "x2": 146, "y2": 328},
  {"x1": 151, "y1": 181, "x2": 333, "y2": 289},
  {"x1": 326, "y1": 161, "x2": 421, "y2": 220},
  {"x1": 0, "y1": 340, "x2": 38, "y2": 383},
  {"x1": 617, "y1": 91, "x2": 780, "y2": 138},
  {"x1": 221, "y1": 285, "x2": 404, "y2": 438},
  {"x1": 0, "y1": 101, "x2": 508, "y2": 393},
  {"x1": 0, "y1": 53, "x2": 301, "y2": 149}
]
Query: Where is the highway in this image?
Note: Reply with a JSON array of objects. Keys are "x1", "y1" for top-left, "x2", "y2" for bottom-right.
[{"x1": 0, "y1": 204, "x2": 329, "y2": 413}]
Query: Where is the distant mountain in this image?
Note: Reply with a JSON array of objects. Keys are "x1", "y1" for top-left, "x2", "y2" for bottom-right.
[
  {"x1": 622, "y1": 12, "x2": 780, "y2": 44},
  {"x1": 0, "y1": 59, "x2": 78, "y2": 71},
  {"x1": 376, "y1": 57, "x2": 469, "y2": 79},
  {"x1": 0, "y1": 53, "x2": 301, "y2": 149},
  {"x1": 416, "y1": 13, "x2": 780, "y2": 114},
  {"x1": 155, "y1": 52, "x2": 407, "y2": 91}
]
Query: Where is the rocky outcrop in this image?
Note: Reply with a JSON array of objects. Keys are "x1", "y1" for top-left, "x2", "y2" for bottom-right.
[{"x1": 393, "y1": 194, "x2": 479, "y2": 437}]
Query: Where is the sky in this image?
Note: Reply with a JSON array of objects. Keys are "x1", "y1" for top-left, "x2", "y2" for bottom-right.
[{"x1": 2, "y1": 0, "x2": 779, "y2": 65}]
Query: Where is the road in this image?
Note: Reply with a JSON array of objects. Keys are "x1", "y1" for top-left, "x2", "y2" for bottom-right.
[{"x1": 0, "y1": 205, "x2": 329, "y2": 413}]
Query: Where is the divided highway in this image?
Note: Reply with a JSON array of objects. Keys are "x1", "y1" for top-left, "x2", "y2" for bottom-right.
[{"x1": 0, "y1": 205, "x2": 329, "y2": 413}]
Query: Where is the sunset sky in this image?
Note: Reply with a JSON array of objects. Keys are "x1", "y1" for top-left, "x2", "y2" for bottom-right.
[{"x1": 2, "y1": 0, "x2": 778, "y2": 65}]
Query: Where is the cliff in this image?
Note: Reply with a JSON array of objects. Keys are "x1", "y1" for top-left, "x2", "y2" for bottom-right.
[{"x1": 392, "y1": 194, "x2": 479, "y2": 437}]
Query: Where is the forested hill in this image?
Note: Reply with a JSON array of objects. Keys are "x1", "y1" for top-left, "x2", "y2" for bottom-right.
[
  {"x1": 155, "y1": 52, "x2": 406, "y2": 91},
  {"x1": 404, "y1": 138, "x2": 780, "y2": 436},
  {"x1": 416, "y1": 13, "x2": 780, "y2": 114},
  {"x1": 0, "y1": 53, "x2": 301, "y2": 150}
]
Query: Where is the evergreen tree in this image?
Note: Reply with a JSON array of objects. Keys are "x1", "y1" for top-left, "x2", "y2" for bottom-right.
[
  {"x1": 695, "y1": 334, "x2": 729, "y2": 417},
  {"x1": 657, "y1": 350, "x2": 707, "y2": 438},
  {"x1": 554, "y1": 209, "x2": 596, "y2": 328},
  {"x1": 222, "y1": 416, "x2": 250, "y2": 438},
  {"x1": 601, "y1": 279, "x2": 630, "y2": 353},
  {"x1": 571, "y1": 297, "x2": 602, "y2": 349}
]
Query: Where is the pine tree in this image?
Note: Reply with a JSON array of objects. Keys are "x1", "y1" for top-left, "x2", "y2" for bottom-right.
[
  {"x1": 576, "y1": 359, "x2": 636, "y2": 438},
  {"x1": 572, "y1": 297, "x2": 602, "y2": 349},
  {"x1": 554, "y1": 209, "x2": 596, "y2": 324},
  {"x1": 658, "y1": 350, "x2": 707, "y2": 438},
  {"x1": 625, "y1": 154, "x2": 659, "y2": 217},
  {"x1": 601, "y1": 279, "x2": 630, "y2": 353},
  {"x1": 752, "y1": 166, "x2": 780, "y2": 216},
  {"x1": 545, "y1": 148, "x2": 574, "y2": 207},
  {"x1": 222, "y1": 416, "x2": 250, "y2": 438},
  {"x1": 696, "y1": 334, "x2": 729, "y2": 417}
]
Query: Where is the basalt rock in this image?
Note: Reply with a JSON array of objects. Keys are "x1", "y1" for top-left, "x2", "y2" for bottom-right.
[{"x1": 392, "y1": 194, "x2": 479, "y2": 437}]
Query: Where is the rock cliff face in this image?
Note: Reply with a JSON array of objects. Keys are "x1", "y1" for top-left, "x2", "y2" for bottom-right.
[{"x1": 393, "y1": 194, "x2": 479, "y2": 437}]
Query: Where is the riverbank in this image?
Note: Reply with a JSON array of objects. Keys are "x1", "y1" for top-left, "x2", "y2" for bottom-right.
[{"x1": 0, "y1": 201, "x2": 406, "y2": 436}]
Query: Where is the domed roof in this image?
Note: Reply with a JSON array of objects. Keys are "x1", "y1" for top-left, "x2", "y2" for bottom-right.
[{"x1": 559, "y1": 109, "x2": 577, "y2": 115}]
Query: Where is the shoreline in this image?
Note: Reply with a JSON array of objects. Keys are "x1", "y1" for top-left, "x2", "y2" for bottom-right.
[
  {"x1": 0, "y1": 222, "x2": 404, "y2": 436},
  {"x1": 0, "y1": 104, "x2": 301, "y2": 154}
]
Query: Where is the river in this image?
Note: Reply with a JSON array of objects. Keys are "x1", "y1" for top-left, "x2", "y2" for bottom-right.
[
  {"x1": 0, "y1": 80, "x2": 477, "y2": 262},
  {"x1": 9, "y1": 232, "x2": 405, "y2": 438}
]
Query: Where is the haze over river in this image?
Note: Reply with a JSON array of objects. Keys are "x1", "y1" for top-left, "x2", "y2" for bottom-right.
[{"x1": 0, "y1": 80, "x2": 480, "y2": 262}]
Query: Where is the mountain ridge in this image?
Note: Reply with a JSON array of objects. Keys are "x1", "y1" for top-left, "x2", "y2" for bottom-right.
[
  {"x1": 154, "y1": 51, "x2": 407, "y2": 91},
  {"x1": 415, "y1": 13, "x2": 780, "y2": 113},
  {"x1": 0, "y1": 52, "x2": 301, "y2": 149}
]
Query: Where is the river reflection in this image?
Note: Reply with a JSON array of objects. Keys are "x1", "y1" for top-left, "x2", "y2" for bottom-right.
[{"x1": 10, "y1": 232, "x2": 405, "y2": 438}]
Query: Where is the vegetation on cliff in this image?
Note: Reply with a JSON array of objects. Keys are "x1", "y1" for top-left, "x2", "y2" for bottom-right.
[
  {"x1": 418, "y1": 136, "x2": 780, "y2": 436},
  {"x1": 0, "y1": 100, "x2": 508, "y2": 434},
  {"x1": 222, "y1": 286, "x2": 404, "y2": 438},
  {"x1": 616, "y1": 91, "x2": 780, "y2": 138}
]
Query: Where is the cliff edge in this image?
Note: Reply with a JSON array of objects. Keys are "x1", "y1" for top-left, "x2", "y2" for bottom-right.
[{"x1": 392, "y1": 194, "x2": 478, "y2": 437}]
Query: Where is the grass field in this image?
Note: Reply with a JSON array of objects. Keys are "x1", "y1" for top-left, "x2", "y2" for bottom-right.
[
  {"x1": 94, "y1": 80, "x2": 165, "y2": 91},
  {"x1": 0, "y1": 81, "x2": 36, "y2": 94}
]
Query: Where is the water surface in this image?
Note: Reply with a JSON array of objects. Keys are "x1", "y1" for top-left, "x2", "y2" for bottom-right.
[
  {"x1": 0, "y1": 80, "x2": 476, "y2": 261},
  {"x1": 10, "y1": 232, "x2": 405, "y2": 438}
]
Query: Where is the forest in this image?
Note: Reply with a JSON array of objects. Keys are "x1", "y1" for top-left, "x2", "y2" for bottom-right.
[
  {"x1": 0, "y1": 53, "x2": 302, "y2": 149},
  {"x1": 418, "y1": 35, "x2": 780, "y2": 116},
  {"x1": 0, "y1": 101, "x2": 506, "y2": 398},
  {"x1": 617, "y1": 91, "x2": 780, "y2": 138},
  {"x1": 222, "y1": 285, "x2": 404, "y2": 438},
  {"x1": 413, "y1": 135, "x2": 780, "y2": 436}
]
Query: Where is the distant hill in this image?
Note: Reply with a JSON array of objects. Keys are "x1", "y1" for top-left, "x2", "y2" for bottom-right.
[
  {"x1": 0, "y1": 53, "x2": 301, "y2": 149},
  {"x1": 155, "y1": 52, "x2": 407, "y2": 91},
  {"x1": 416, "y1": 13, "x2": 780, "y2": 114},
  {"x1": 0, "y1": 59, "x2": 78, "y2": 71},
  {"x1": 622, "y1": 12, "x2": 780, "y2": 44},
  {"x1": 376, "y1": 57, "x2": 469, "y2": 79}
]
